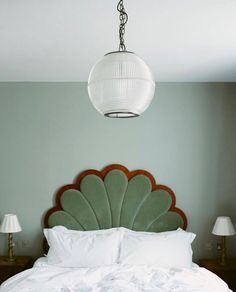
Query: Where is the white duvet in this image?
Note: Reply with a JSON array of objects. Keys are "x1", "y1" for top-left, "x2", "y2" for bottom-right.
[{"x1": 0, "y1": 258, "x2": 231, "y2": 292}]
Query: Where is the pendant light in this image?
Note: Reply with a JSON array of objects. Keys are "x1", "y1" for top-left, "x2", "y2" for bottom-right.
[{"x1": 88, "y1": 0, "x2": 155, "y2": 118}]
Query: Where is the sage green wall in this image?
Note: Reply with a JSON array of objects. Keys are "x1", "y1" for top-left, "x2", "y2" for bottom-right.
[{"x1": 0, "y1": 82, "x2": 235, "y2": 261}]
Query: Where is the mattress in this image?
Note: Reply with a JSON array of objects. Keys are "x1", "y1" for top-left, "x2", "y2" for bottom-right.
[{"x1": 0, "y1": 257, "x2": 231, "y2": 292}]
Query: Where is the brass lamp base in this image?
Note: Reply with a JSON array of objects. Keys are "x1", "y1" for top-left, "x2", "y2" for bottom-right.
[
  {"x1": 5, "y1": 257, "x2": 16, "y2": 262},
  {"x1": 7, "y1": 233, "x2": 15, "y2": 262}
]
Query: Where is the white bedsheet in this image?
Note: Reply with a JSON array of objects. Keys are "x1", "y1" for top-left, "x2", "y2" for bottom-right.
[{"x1": 0, "y1": 258, "x2": 231, "y2": 292}]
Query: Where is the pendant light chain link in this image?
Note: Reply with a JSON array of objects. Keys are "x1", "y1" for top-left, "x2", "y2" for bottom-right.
[{"x1": 117, "y1": 0, "x2": 128, "y2": 51}]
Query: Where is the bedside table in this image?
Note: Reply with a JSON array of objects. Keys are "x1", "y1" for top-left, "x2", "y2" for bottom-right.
[
  {"x1": 0, "y1": 256, "x2": 33, "y2": 284},
  {"x1": 199, "y1": 259, "x2": 236, "y2": 291}
]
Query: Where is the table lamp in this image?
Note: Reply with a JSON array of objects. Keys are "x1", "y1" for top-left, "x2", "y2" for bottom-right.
[
  {"x1": 0, "y1": 214, "x2": 22, "y2": 262},
  {"x1": 212, "y1": 216, "x2": 235, "y2": 265}
]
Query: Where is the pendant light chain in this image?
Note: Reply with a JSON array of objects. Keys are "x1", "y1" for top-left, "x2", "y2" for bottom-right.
[{"x1": 117, "y1": 0, "x2": 128, "y2": 51}]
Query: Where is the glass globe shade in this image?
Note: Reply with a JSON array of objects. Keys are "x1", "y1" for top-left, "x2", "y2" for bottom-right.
[{"x1": 88, "y1": 51, "x2": 155, "y2": 118}]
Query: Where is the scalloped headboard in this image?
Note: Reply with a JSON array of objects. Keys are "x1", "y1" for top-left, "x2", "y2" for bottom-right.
[{"x1": 44, "y1": 164, "x2": 187, "y2": 232}]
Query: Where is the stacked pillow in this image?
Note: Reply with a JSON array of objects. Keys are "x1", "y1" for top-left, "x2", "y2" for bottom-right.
[{"x1": 44, "y1": 226, "x2": 195, "y2": 268}]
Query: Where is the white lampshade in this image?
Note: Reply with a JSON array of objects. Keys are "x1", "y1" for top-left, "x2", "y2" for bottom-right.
[
  {"x1": 0, "y1": 214, "x2": 22, "y2": 233},
  {"x1": 88, "y1": 51, "x2": 155, "y2": 118},
  {"x1": 212, "y1": 216, "x2": 235, "y2": 236}
]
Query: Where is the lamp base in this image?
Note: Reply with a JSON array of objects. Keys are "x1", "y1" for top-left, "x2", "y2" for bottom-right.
[
  {"x1": 219, "y1": 259, "x2": 226, "y2": 266},
  {"x1": 7, "y1": 233, "x2": 15, "y2": 262},
  {"x1": 219, "y1": 236, "x2": 226, "y2": 266},
  {"x1": 5, "y1": 257, "x2": 16, "y2": 263}
]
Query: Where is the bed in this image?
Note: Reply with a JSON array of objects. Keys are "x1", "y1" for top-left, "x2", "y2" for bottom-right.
[{"x1": 0, "y1": 164, "x2": 231, "y2": 292}]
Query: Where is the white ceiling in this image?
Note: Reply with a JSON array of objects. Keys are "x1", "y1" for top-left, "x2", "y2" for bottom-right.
[{"x1": 0, "y1": 0, "x2": 236, "y2": 82}]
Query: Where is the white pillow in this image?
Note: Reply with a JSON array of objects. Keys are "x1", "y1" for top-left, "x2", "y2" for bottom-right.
[
  {"x1": 118, "y1": 228, "x2": 196, "y2": 268},
  {"x1": 44, "y1": 227, "x2": 121, "y2": 267}
]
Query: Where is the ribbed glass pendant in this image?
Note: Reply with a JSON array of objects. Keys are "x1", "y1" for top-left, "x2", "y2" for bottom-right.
[
  {"x1": 88, "y1": 1, "x2": 155, "y2": 118},
  {"x1": 88, "y1": 51, "x2": 155, "y2": 118}
]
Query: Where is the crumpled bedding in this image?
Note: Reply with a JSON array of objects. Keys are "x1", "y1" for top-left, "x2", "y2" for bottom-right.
[{"x1": 0, "y1": 258, "x2": 231, "y2": 292}]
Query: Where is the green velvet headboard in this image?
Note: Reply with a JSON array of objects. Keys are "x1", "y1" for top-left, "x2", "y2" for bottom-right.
[{"x1": 44, "y1": 165, "x2": 187, "y2": 232}]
